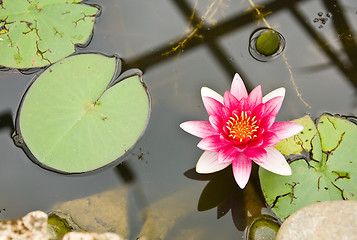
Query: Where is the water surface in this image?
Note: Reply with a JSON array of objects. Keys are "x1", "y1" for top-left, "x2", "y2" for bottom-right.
[{"x1": 0, "y1": 0, "x2": 356, "y2": 239}]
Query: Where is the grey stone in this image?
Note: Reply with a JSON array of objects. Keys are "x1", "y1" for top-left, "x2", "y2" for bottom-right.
[{"x1": 276, "y1": 200, "x2": 357, "y2": 240}]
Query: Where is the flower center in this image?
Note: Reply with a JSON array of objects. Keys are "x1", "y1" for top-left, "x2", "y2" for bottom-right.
[{"x1": 225, "y1": 111, "x2": 259, "y2": 142}]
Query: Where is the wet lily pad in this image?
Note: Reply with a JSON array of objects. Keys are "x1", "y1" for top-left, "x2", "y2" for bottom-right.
[
  {"x1": 259, "y1": 114, "x2": 357, "y2": 221},
  {"x1": 0, "y1": 0, "x2": 99, "y2": 68},
  {"x1": 14, "y1": 53, "x2": 150, "y2": 173}
]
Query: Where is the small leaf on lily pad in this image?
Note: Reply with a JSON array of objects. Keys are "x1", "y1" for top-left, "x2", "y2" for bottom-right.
[
  {"x1": 259, "y1": 114, "x2": 357, "y2": 221},
  {"x1": 14, "y1": 53, "x2": 150, "y2": 174},
  {"x1": 0, "y1": 0, "x2": 99, "y2": 68}
]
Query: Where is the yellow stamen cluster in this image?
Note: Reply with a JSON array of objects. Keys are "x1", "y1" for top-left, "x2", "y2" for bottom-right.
[{"x1": 225, "y1": 111, "x2": 259, "y2": 142}]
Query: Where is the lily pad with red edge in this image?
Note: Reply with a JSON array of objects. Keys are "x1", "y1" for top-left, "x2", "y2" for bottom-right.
[
  {"x1": 259, "y1": 114, "x2": 357, "y2": 221},
  {"x1": 14, "y1": 53, "x2": 151, "y2": 174}
]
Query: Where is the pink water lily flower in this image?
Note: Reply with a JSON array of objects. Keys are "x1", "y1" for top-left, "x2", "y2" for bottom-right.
[{"x1": 180, "y1": 73, "x2": 303, "y2": 189}]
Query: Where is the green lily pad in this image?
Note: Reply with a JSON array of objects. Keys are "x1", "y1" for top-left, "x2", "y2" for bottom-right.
[
  {"x1": 14, "y1": 53, "x2": 150, "y2": 173},
  {"x1": 0, "y1": 0, "x2": 99, "y2": 68},
  {"x1": 259, "y1": 114, "x2": 357, "y2": 221}
]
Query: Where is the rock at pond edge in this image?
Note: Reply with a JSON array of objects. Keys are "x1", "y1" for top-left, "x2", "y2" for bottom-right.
[
  {"x1": 0, "y1": 210, "x2": 125, "y2": 240},
  {"x1": 276, "y1": 200, "x2": 357, "y2": 240}
]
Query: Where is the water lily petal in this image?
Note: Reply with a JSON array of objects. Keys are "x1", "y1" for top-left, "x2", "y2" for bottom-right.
[
  {"x1": 202, "y1": 96, "x2": 225, "y2": 117},
  {"x1": 232, "y1": 153, "x2": 252, "y2": 189},
  {"x1": 262, "y1": 87, "x2": 285, "y2": 103},
  {"x1": 223, "y1": 91, "x2": 240, "y2": 112},
  {"x1": 248, "y1": 136, "x2": 264, "y2": 148},
  {"x1": 270, "y1": 121, "x2": 304, "y2": 140},
  {"x1": 180, "y1": 121, "x2": 216, "y2": 138},
  {"x1": 247, "y1": 85, "x2": 262, "y2": 109},
  {"x1": 196, "y1": 151, "x2": 231, "y2": 173},
  {"x1": 256, "y1": 146, "x2": 292, "y2": 175},
  {"x1": 230, "y1": 73, "x2": 248, "y2": 100},
  {"x1": 252, "y1": 102, "x2": 265, "y2": 120},
  {"x1": 222, "y1": 106, "x2": 232, "y2": 120},
  {"x1": 244, "y1": 148, "x2": 267, "y2": 163},
  {"x1": 218, "y1": 146, "x2": 239, "y2": 164},
  {"x1": 260, "y1": 132, "x2": 281, "y2": 148},
  {"x1": 201, "y1": 87, "x2": 223, "y2": 103},
  {"x1": 209, "y1": 115, "x2": 224, "y2": 132},
  {"x1": 197, "y1": 135, "x2": 227, "y2": 151},
  {"x1": 263, "y1": 96, "x2": 284, "y2": 118},
  {"x1": 260, "y1": 115, "x2": 276, "y2": 129}
]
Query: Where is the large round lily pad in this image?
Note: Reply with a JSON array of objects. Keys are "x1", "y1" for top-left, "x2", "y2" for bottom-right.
[
  {"x1": 14, "y1": 53, "x2": 150, "y2": 173},
  {"x1": 0, "y1": 0, "x2": 99, "y2": 68},
  {"x1": 259, "y1": 114, "x2": 357, "y2": 221}
]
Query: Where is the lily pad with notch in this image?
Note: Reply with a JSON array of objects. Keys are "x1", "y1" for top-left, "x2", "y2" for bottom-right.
[
  {"x1": 13, "y1": 53, "x2": 151, "y2": 174},
  {"x1": 0, "y1": 0, "x2": 100, "y2": 68},
  {"x1": 259, "y1": 114, "x2": 357, "y2": 221}
]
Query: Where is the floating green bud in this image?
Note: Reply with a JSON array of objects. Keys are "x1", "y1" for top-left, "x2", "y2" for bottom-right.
[
  {"x1": 248, "y1": 28, "x2": 286, "y2": 62},
  {"x1": 255, "y1": 30, "x2": 280, "y2": 56}
]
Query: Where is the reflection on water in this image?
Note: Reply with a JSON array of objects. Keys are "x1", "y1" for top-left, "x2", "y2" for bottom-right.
[
  {"x1": 1, "y1": 0, "x2": 357, "y2": 239},
  {"x1": 185, "y1": 165, "x2": 266, "y2": 231},
  {"x1": 0, "y1": 111, "x2": 13, "y2": 133}
]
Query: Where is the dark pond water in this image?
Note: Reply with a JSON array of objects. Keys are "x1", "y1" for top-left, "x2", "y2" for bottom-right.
[{"x1": 1, "y1": 0, "x2": 356, "y2": 239}]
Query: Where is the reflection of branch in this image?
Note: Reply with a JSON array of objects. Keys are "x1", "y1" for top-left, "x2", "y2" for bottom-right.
[
  {"x1": 289, "y1": 2, "x2": 357, "y2": 88},
  {"x1": 123, "y1": 0, "x2": 357, "y2": 97},
  {"x1": 0, "y1": 110, "x2": 14, "y2": 134},
  {"x1": 115, "y1": 161, "x2": 150, "y2": 239},
  {"x1": 248, "y1": 0, "x2": 310, "y2": 108},
  {"x1": 163, "y1": 0, "x2": 226, "y2": 56},
  {"x1": 123, "y1": 0, "x2": 308, "y2": 89},
  {"x1": 115, "y1": 161, "x2": 135, "y2": 184},
  {"x1": 248, "y1": 0, "x2": 272, "y2": 27},
  {"x1": 323, "y1": 0, "x2": 357, "y2": 68},
  {"x1": 172, "y1": 0, "x2": 250, "y2": 86}
]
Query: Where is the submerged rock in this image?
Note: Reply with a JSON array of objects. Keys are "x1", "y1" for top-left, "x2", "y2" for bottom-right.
[
  {"x1": 52, "y1": 186, "x2": 130, "y2": 238},
  {"x1": 0, "y1": 211, "x2": 50, "y2": 240},
  {"x1": 276, "y1": 200, "x2": 357, "y2": 240}
]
